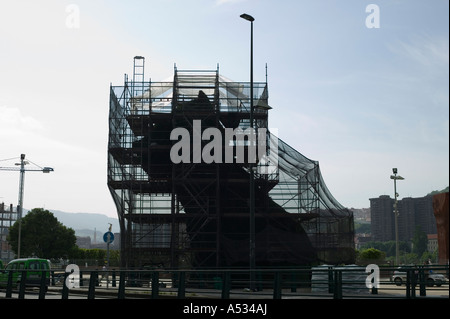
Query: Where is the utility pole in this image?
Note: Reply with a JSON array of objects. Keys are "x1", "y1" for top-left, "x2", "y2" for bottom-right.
[
  {"x1": 17, "y1": 154, "x2": 26, "y2": 259},
  {"x1": 390, "y1": 168, "x2": 405, "y2": 266}
]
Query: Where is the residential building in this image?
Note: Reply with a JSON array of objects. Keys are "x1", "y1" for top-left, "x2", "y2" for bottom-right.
[{"x1": 370, "y1": 195, "x2": 436, "y2": 243}]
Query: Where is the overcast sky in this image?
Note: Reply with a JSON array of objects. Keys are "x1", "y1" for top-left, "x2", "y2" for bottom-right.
[{"x1": 0, "y1": 0, "x2": 448, "y2": 219}]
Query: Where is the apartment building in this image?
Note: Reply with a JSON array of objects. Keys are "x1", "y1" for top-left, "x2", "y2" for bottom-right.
[{"x1": 370, "y1": 195, "x2": 436, "y2": 242}]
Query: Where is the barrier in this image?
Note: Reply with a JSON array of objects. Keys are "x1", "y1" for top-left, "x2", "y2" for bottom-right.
[{"x1": 0, "y1": 265, "x2": 448, "y2": 299}]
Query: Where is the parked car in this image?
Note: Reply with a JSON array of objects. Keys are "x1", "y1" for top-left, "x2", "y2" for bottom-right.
[
  {"x1": 0, "y1": 258, "x2": 51, "y2": 290},
  {"x1": 391, "y1": 266, "x2": 448, "y2": 287}
]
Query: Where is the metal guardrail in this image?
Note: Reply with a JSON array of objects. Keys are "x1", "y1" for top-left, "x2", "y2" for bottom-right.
[{"x1": 1, "y1": 265, "x2": 448, "y2": 299}]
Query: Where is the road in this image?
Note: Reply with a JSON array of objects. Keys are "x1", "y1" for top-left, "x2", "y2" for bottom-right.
[{"x1": 373, "y1": 282, "x2": 449, "y2": 298}]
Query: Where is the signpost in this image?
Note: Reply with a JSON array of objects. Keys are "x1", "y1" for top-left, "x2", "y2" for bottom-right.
[
  {"x1": 103, "y1": 231, "x2": 114, "y2": 244},
  {"x1": 103, "y1": 224, "x2": 114, "y2": 288}
]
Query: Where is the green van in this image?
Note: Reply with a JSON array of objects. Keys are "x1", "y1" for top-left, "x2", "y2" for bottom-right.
[{"x1": 0, "y1": 258, "x2": 51, "y2": 289}]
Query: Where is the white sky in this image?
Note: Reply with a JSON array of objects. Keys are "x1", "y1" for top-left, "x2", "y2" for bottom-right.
[{"x1": 0, "y1": 0, "x2": 448, "y2": 218}]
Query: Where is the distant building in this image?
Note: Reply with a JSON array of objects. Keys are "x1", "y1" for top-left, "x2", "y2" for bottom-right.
[
  {"x1": 76, "y1": 232, "x2": 121, "y2": 250},
  {"x1": 352, "y1": 208, "x2": 371, "y2": 222},
  {"x1": 370, "y1": 195, "x2": 394, "y2": 242},
  {"x1": 355, "y1": 233, "x2": 372, "y2": 249},
  {"x1": 427, "y1": 234, "x2": 438, "y2": 253},
  {"x1": 370, "y1": 195, "x2": 436, "y2": 242},
  {"x1": 90, "y1": 232, "x2": 120, "y2": 250},
  {"x1": 76, "y1": 236, "x2": 92, "y2": 249}
]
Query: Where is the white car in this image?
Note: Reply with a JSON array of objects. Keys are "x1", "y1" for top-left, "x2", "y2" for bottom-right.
[{"x1": 391, "y1": 267, "x2": 448, "y2": 287}]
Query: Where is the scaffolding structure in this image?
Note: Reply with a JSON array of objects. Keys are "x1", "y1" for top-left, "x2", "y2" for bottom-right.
[
  {"x1": 1, "y1": 203, "x2": 17, "y2": 261},
  {"x1": 108, "y1": 57, "x2": 354, "y2": 269}
]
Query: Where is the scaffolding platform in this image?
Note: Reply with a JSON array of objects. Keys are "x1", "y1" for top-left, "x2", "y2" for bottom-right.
[{"x1": 108, "y1": 58, "x2": 354, "y2": 269}]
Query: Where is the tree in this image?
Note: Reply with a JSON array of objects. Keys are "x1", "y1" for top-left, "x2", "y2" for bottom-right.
[
  {"x1": 357, "y1": 248, "x2": 386, "y2": 265},
  {"x1": 361, "y1": 241, "x2": 410, "y2": 257},
  {"x1": 412, "y1": 226, "x2": 428, "y2": 257},
  {"x1": 7, "y1": 208, "x2": 77, "y2": 259}
]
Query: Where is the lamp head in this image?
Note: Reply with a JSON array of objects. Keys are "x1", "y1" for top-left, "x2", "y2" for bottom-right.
[
  {"x1": 392, "y1": 168, "x2": 397, "y2": 174},
  {"x1": 240, "y1": 13, "x2": 255, "y2": 22}
]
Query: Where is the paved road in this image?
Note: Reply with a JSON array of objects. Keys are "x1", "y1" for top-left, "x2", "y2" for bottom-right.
[{"x1": 375, "y1": 282, "x2": 449, "y2": 298}]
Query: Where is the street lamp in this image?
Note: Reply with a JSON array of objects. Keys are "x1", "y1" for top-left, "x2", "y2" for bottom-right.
[
  {"x1": 240, "y1": 12, "x2": 256, "y2": 291},
  {"x1": 390, "y1": 168, "x2": 405, "y2": 266}
]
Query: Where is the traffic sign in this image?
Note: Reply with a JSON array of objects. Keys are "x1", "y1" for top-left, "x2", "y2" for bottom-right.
[{"x1": 103, "y1": 231, "x2": 114, "y2": 244}]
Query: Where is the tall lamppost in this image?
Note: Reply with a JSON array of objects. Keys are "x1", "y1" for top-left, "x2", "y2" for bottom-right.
[
  {"x1": 390, "y1": 168, "x2": 404, "y2": 266},
  {"x1": 240, "y1": 12, "x2": 255, "y2": 290}
]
